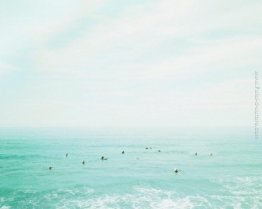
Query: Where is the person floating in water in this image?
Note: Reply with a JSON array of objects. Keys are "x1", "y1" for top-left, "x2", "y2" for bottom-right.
[
  {"x1": 101, "y1": 156, "x2": 108, "y2": 160},
  {"x1": 82, "y1": 160, "x2": 85, "y2": 165},
  {"x1": 195, "y1": 152, "x2": 198, "y2": 156},
  {"x1": 122, "y1": 151, "x2": 125, "y2": 154},
  {"x1": 49, "y1": 166, "x2": 53, "y2": 170},
  {"x1": 66, "y1": 153, "x2": 68, "y2": 157}
]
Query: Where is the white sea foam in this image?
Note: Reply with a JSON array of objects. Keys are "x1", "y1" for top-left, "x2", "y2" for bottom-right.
[
  {"x1": 0, "y1": 197, "x2": 11, "y2": 209},
  {"x1": 210, "y1": 176, "x2": 262, "y2": 209},
  {"x1": 217, "y1": 176, "x2": 262, "y2": 196},
  {"x1": 54, "y1": 187, "x2": 210, "y2": 209},
  {"x1": 51, "y1": 185, "x2": 262, "y2": 209},
  {"x1": 0, "y1": 206, "x2": 11, "y2": 209}
]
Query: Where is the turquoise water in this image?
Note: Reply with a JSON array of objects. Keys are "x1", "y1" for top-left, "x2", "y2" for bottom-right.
[{"x1": 0, "y1": 128, "x2": 261, "y2": 209}]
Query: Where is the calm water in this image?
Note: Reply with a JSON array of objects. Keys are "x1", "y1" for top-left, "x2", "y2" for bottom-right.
[{"x1": 0, "y1": 128, "x2": 261, "y2": 209}]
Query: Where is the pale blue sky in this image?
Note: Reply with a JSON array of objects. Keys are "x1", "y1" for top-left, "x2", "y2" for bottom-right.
[{"x1": 0, "y1": 0, "x2": 261, "y2": 127}]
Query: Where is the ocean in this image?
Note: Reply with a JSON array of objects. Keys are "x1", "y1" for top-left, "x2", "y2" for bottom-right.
[{"x1": 0, "y1": 127, "x2": 261, "y2": 209}]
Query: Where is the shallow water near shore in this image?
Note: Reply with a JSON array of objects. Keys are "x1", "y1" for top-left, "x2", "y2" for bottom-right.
[{"x1": 0, "y1": 127, "x2": 261, "y2": 209}]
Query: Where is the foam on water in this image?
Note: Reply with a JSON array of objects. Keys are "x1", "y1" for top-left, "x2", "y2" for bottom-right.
[
  {"x1": 2, "y1": 185, "x2": 260, "y2": 209},
  {"x1": 43, "y1": 187, "x2": 200, "y2": 209},
  {"x1": 0, "y1": 207, "x2": 11, "y2": 209}
]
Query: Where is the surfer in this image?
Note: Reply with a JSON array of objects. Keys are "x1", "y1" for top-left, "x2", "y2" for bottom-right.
[
  {"x1": 158, "y1": 150, "x2": 161, "y2": 152},
  {"x1": 82, "y1": 160, "x2": 85, "y2": 165},
  {"x1": 195, "y1": 152, "x2": 198, "y2": 156},
  {"x1": 101, "y1": 156, "x2": 108, "y2": 160},
  {"x1": 122, "y1": 151, "x2": 125, "y2": 154},
  {"x1": 49, "y1": 166, "x2": 53, "y2": 170},
  {"x1": 174, "y1": 169, "x2": 179, "y2": 174},
  {"x1": 66, "y1": 153, "x2": 68, "y2": 157}
]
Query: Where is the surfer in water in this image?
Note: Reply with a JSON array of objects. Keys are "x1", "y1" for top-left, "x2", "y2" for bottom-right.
[
  {"x1": 66, "y1": 153, "x2": 68, "y2": 157},
  {"x1": 174, "y1": 169, "x2": 179, "y2": 174},
  {"x1": 82, "y1": 160, "x2": 85, "y2": 165},
  {"x1": 101, "y1": 156, "x2": 108, "y2": 160},
  {"x1": 49, "y1": 166, "x2": 53, "y2": 170},
  {"x1": 122, "y1": 151, "x2": 125, "y2": 154},
  {"x1": 195, "y1": 152, "x2": 198, "y2": 156}
]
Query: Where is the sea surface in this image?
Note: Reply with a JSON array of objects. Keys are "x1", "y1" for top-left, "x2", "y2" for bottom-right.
[{"x1": 0, "y1": 127, "x2": 261, "y2": 209}]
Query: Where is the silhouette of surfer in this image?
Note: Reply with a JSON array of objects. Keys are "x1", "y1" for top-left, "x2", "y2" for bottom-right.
[{"x1": 101, "y1": 156, "x2": 108, "y2": 160}]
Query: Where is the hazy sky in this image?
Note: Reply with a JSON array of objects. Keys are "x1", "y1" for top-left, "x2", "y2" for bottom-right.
[{"x1": 0, "y1": 0, "x2": 261, "y2": 127}]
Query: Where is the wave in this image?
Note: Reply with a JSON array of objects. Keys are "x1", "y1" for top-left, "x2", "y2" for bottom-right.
[
  {"x1": 1, "y1": 185, "x2": 261, "y2": 209},
  {"x1": 52, "y1": 186, "x2": 261, "y2": 209},
  {"x1": 55, "y1": 187, "x2": 197, "y2": 209}
]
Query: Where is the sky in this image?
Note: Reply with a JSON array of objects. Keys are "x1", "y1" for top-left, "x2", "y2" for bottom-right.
[{"x1": 0, "y1": 0, "x2": 261, "y2": 127}]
